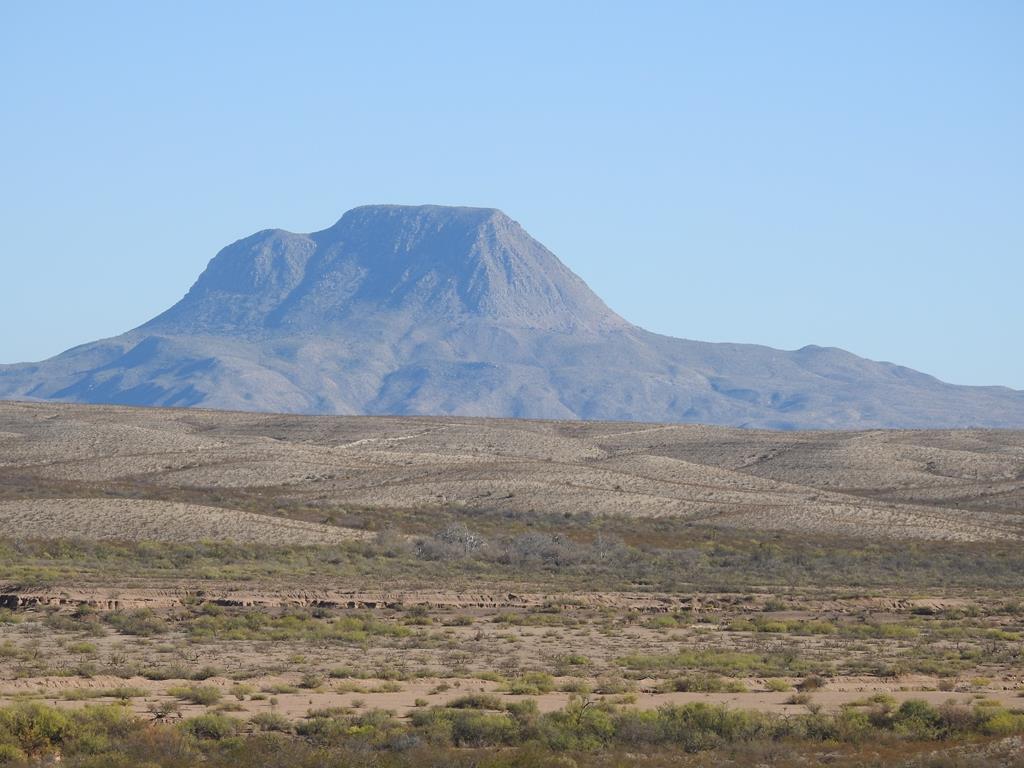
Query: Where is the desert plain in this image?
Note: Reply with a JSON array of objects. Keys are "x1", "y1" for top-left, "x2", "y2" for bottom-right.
[{"x1": 0, "y1": 400, "x2": 1022, "y2": 766}]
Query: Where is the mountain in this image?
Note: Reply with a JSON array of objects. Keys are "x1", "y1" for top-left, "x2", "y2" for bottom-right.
[{"x1": 2, "y1": 204, "x2": 1022, "y2": 429}]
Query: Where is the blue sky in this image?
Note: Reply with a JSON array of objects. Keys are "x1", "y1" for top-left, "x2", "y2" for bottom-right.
[{"x1": 2, "y1": 1, "x2": 1021, "y2": 388}]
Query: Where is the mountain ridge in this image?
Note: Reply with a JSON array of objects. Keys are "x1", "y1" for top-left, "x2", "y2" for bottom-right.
[
  {"x1": 2, "y1": 204, "x2": 1022, "y2": 429},
  {"x1": 146, "y1": 205, "x2": 627, "y2": 336}
]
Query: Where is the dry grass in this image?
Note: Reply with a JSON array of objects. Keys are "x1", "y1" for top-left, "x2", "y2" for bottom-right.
[
  {"x1": 1, "y1": 401, "x2": 1022, "y2": 542},
  {"x1": 0, "y1": 498, "x2": 370, "y2": 545}
]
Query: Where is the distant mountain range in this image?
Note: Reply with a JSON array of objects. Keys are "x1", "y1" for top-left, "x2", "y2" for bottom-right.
[{"x1": 2, "y1": 204, "x2": 1022, "y2": 428}]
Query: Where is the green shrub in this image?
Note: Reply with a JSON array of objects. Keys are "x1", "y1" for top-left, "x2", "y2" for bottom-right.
[
  {"x1": 559, "y1": 679, "x2": 592, "y2": 694},
  {"x1": 615, "y1": 648, "x2": 809, "y2": 678},
  {"x1": 103, "y1": 609, "x2": 166, "y2": 636},
  {"x1": 139, "y1": 664, "x2": 191, "y2": 681},
  {"x1": 295, "y1": 714, "x2": 350, "y2": 743},
  {"x1": 0, "y1": 703, "x2": 137, "y2": 759},
  {"x1": 978, "y1": 708, "x2": 1024, "y2": 736},
  {"x1": 508, "y1": 671, "x2": 555, "y2": 695},
  {"x1": 475, "y1": 670, "x2": 507, "y2": 683},
  {"x1": 557, "y1": 653, "x2": 590, "y2": 666},
  {"x1": 0, "y1": 702, "x2": 72, "y2": 755},
  {"x1": 299, "y1": 673, "x2": 324, "y2": 689},
  {"x1": 190, "y1": 665, "x2": 223, "y2": 681},
  {"x1": 539, "y1": 702, "x2": 616, "y2": 750},
  {"x1": 250, "y1": 711, "x2": 292, "y2": 732},
  {"x1": 408, "y1": 707, "x2": 455, "y2": 745},
  {"x1": 612, "y1": 702, "x2": 773, "y2": 752},
  {"x1": 892, "y1": 699, "x2": 942, "y2": 739},
  {"x1": 0, "y1": 683, "x2": 1020, "y2": 762},
  {"x1": 180, "y1": 712, "x2": 238, "y2": 740},
  {"x1": 229, "y1": 683, "x2": 254, "y2": 700},
  {"x1": 451, "y1": 711, "x2": 517, "y2": 747},
  {"x1": 663, "y1": 674, "x2": 733, "y2": 693},
  {"x1": 447, "y1": 694, "x2": 505, "y2": 710}
]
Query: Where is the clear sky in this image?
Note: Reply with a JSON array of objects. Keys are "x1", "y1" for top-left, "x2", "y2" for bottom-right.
[{"x1": 2, "y1": 2, "x2": 1021, "y2": 388}]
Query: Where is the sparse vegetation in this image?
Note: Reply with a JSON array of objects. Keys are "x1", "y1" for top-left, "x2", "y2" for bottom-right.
[
  {"x1": 0, "y1": 699, "x2": 1015, "y2": 766},
  {"x1": 1, "y1": 404, "x2": 1023, "y2": 764}
]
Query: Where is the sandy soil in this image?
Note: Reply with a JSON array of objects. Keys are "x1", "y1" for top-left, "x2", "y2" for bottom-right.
[{"x1": 3, "y1": 673, "x2": 1021, "y2": 719}]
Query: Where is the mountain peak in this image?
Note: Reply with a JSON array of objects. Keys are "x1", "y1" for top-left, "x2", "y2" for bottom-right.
[
  {"x1": 334, "y1": 203, "x2": 509, "y2": 224},
  {"x1": 146, "y1": 204, "x2": 628, "y2": 335},
  {"x1": 3, "y1": 205, "x2": 1024, "y2": 428}
]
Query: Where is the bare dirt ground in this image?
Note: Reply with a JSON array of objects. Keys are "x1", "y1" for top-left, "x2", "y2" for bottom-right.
[{"x1": 1, "y1": 400, "x2": 1022, "y2": 542}]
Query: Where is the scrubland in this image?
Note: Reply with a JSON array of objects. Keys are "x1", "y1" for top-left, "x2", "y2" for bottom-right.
[{"x1": 0, "y1": 402, "x2": 1021, "y2": 765}]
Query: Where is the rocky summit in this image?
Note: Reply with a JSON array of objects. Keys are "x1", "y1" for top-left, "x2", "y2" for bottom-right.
[{"x1": 2, "y1": 204, "x2": 1022, "y2": 428}]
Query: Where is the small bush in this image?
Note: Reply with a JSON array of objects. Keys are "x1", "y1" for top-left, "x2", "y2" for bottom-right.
[
  {"x1": 663, "y1": 674, "x2": 737, "y2": 693},
  {"x1": 451, "y1": 711, "x2": 517, "y2": 747},
  {"x1": 508, "y1": 672, "x2": 554, "y2": 695},
  {"x1": 559, "y1": 679, "x2": 592, "y2": 694},
  {"x1": 557, "y1": 653, "x2": 590, "y2": 666},
  {"x1": 250, "y1": 711, "x2": 292, "y2": 732},
  {"x1": 230, "y1": 683, "x2": 254, "y2": 700},
  {"x1": 300, "y1": 673, "x2": 324, "y2": 690},
  {"x1": 190, "y1": 665, "x2": 223, "y2": 681},
  {"x1": 447, "y1": 694, "x2": 504, "y2": 710},
  {"x1": 103, "y1": 609, "x2": 166, "y2": 636},
  {"x1": 180, "y1": 712, "x2": 238, "y2": 740},
  {"x1": 978, "y1": 708, "x2": 1024, "y2": 736}
]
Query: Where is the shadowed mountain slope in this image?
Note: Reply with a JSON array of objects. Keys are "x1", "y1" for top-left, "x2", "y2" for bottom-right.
[{"x1": 2, "y1": 205, "x2": 1022, "y2": 428}]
